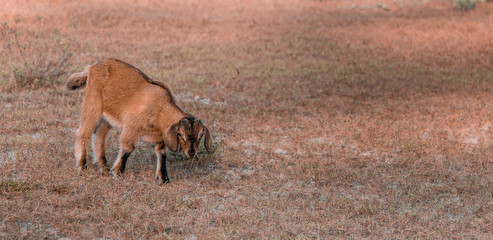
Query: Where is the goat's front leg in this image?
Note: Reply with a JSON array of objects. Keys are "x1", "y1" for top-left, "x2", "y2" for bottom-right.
[
  {"x1": 155, "y1": 143, "x2": 170, "y2": 184},
  {"x1": 110, "y1": 128, "x2": 137, "y2": 177}
]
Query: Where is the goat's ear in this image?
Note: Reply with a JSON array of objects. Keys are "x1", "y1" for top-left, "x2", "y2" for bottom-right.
[
  {"x1": 204, "y1": 126, "x2": 213, "y2": 153},
  {"x1": 163, "y1": 123, "x2": 179, "y2": 152}
]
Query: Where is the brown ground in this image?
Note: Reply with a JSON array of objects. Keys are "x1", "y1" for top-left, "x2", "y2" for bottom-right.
[{"x1": 2, "y1": 0, "x2": 493, "y2": 238}]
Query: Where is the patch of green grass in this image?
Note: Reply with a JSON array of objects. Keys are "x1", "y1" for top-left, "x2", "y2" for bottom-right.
[
  {"x1": 453, "y1": 0, "x2": 477, "y2": 10},
  {"x1": 0, "y1": 179, "x2": 32, "y2": 193}
]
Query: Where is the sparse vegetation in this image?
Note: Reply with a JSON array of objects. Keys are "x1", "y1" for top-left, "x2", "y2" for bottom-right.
[
  {"x1": 0, "y1": 179, "x2": 32, "y2": 193},
  {"x1": 1, "y1": 0, "x2": 493, "y2": 238},
  {"x1": 0, "y1": 16, "x2": 77, "y2": 90},
  {"x1": 453, "y1": 0, "x2": 477, "y2": 10}
]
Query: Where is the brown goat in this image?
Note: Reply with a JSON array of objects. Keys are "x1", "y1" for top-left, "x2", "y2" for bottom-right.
[{"x1": 67, "y1": 59, "x2": 212, "y2": 183}]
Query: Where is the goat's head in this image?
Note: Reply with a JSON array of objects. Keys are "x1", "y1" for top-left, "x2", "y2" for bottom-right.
[{"x1": 163, "y1": 116, "x2": 212, "y2": 158}]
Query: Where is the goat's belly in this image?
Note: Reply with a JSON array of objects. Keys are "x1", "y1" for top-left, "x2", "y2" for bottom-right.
[
  {"x1": 102, "y1": 112, "x2": 122, "y2": 128},
  {"x1": 141, "y1": 134, "x2": 162, "y2": 143}
]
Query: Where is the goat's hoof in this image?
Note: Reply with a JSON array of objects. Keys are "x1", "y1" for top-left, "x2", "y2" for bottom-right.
[
  {"x1": 75, "y1": 166, "x2": 85, "y2": 176},
  {"x1": 156, "y1": 176, "x2": 170, "y2": 185},
  {"x1": 110, "y1": 169, "x2": 122, "y2": 178}
]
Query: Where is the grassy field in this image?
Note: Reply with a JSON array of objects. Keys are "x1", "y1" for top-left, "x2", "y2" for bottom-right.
[{"x1": 2, "y1": 0, "x2": 493, "y2": 238}]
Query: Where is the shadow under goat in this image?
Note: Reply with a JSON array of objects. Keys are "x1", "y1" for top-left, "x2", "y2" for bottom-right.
[{"x1": 66, "y1": 59, "x2": 213, "y2": 184}]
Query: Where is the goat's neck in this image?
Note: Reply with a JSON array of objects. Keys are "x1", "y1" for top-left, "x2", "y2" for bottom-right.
[{"x1": 157, "y1": 107, "x2": 188, "y2": 130}]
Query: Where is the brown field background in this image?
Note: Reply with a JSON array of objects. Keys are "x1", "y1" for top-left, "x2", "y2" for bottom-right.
[{"x1": 2, "y1": 0, "x2": 493, "y2": 238}]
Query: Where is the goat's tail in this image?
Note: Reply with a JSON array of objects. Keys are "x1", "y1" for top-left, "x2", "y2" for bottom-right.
[{"x1": 66, "y1": 67, "x2": 89, "y2": 90}]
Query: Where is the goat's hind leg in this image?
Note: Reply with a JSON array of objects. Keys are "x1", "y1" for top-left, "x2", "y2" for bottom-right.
[
  {"x1": 75, "y1": 92, "x2": 103, "y2": 174},
  {"x1": 92, "y1": 119, "x2": 112, "y2": 173}
]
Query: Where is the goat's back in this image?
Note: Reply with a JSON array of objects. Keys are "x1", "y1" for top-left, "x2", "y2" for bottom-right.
[{"x1": 87, "y1": 59, "x2": 178, "y2": 122}]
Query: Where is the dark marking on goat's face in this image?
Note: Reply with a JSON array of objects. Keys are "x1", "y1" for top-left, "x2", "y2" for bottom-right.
[{"x1": 176, "y1": 116, "x2": 207, "y2": 158}]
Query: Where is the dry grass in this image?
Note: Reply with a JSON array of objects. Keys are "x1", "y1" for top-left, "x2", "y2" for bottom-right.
[{"x1": 2, "y1": 0, "x2": 493, "y2": 238}]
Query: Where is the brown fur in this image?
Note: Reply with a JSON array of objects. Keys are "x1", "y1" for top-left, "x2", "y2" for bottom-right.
[
  {"x1": 66, "y1": 67, "x2": 88, "y2": 90},
  {"x1": 67, "y1": 59, "x2": 212, "y2": 184}
]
